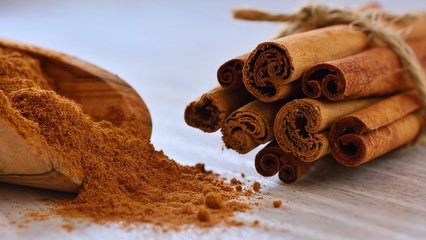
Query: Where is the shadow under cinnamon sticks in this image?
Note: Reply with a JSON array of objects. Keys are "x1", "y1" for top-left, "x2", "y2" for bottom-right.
[
  {"x1": 329, "y1": 90, "x2": 422, "y2": 167},
  {"x1": 302, "y1": 39, "x2": 426, "y2": 100},
  {"x1": 255, "y1": 141, "x2": 315, "y2": 184}
]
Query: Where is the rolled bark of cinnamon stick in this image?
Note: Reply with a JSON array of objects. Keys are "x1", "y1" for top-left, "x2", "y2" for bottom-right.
[
  {"x1": 302, "y1": 39, "x2": 426, "y2": 101},
  {"x1": 184, "y1": 86, "x2": 254, "y2": 132},
  {"x1": 217, "y1": 54, "x2": 249, "y2": 89},
  {"x1": 299, "y1": 4, "x2": 383, "y2": 99},
  {"x1": 329, "y1": 91, "x2": 422, "y2": 166},
  {"x1": 254, "y1": 141, "x2": 315, "y2": 183},
  {"x1": 221, "y1": 97, "x2": 293, "y2": 154},
  {"x1": 243, "y1": 25, "x2": 369, "y2": 102},
  {"x1": 278, "y1": 154, "x2": 315, "y2": 184},
  {"x1": 395, "y1": 12, "x2": 426, "y2": 40},
  {"x1": 301, "y1": 78, "x2": 323, "y2": 99},
  {"x1": 254, "y1": 141, "x2": 283, "y2": 177},
  {"x1": 274, "y1": 97, "x2": 378, "y2": 162}
]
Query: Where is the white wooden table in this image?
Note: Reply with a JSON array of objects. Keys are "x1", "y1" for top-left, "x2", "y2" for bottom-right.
[{"x1": 0, "y1": 1, "x2": 425, "y2": 239}]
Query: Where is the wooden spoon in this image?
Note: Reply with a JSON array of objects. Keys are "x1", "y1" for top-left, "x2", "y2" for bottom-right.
[{"x1": 0, "y1": 39, "x2": 152, "y2": 192}]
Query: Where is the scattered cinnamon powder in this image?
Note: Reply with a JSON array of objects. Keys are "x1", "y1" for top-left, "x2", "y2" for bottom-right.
[
  {"x1": 0, "y1": 48, "x2": 251, "y2": 228},
  {"x1": 252, "y1": 182, "x2": 261, "y2": 192},
  {"x1": 230, "y1": 178, "x2": 242, "y2": 185},
  {"x1": 194, "y1": 163, "x2": 213, "y2": 174},
  {"x1": 235, "y1": 185, "x2": 243, "y2": 192},
  {"x1": 205, "y1": 192, "x2": 224, "y2": 209},
  {"x1": 181, "y1": 203, "x2": 194, "y2": 214},
  {"x1": 273, "y1": 200, "x2": 282, "y2": 208},
  {"x1": 197, "y1": 207, "x2": 211, "y2": 222},
  {"x1": 252, "y1": 220, "x2": 259, "y2": 227},
  {"x1": 26, "y1": 212, "x2": 49, "y2": 221},
  {"x1": 61, "y1": 224, "x2": 74, "y2": 232}
]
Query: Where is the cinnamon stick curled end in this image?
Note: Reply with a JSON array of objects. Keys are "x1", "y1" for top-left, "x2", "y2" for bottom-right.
[
  {"x1": 184, "y1": 87, "x2": 255, "y2": 133},
  {"x1": 243, "y1": 42, "x2": 294, "y2": 102},
  {"x1": 302, "y1": 63, "x2": 344, "y2": 100},
  {"x1": 254, "y1": 141, "x2": 314, "y2": 182},
  {"x1": 217, "y1": 56, "x2": 247, "y2": 89},
  {"x1": 184, "y1": 95, "x2": 223, "y2": 133},
  {"x1": 221, "y1": 100, "x2": 284, "y2": 154},
  {"x1": 278, "y1": 155, "x2": 315, "y2": 184},
  {"x1": 222, "y1": 127, "x2": 258, "y2": 154},
  {"x1": 328, "y1": 116, "x2": 369, "y2": 166},
  {"x1": 254, "y1": 142, "x2": 282, "y2": 177},
  {"x1": 330, "y1": 113, "x2": 422, "y2": 167},
  {"x1": 329, "y1": 91, "x2": 422, "y2": 166},
  {"x1": 322, "y1": 74, "x2": 346, "y2": 100},
  {"x1": 274, "y1": 99, "x2": 329, "y2": 162},
  {"x1": 278, "y1": 165, "x2": 299, "y2": 184},
  {"x1": 278, "y1": 165, "x2": 297, "y2": 184},
  {"x1": 301, "y1": 79, "x2": 322, "y2": 99}
]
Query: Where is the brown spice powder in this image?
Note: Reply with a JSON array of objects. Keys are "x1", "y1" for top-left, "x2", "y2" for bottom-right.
[
  {"x1": 230, "y1": 178, "x2": 242, "y2": 185},
  {"x1": 0, "y1": 48, "x2": 250, "y2": 228},
  {"x1": 273, "y1": 200, "x2": 282, "y2": 208},
  {"x1": 252, "y1": 182, "x2": 261, "y2": 192},
  {"x1": 205, "y1": 193, "x2": 224, "y2": 209}
]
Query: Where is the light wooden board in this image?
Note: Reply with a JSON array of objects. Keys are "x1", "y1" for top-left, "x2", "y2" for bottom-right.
[{"x1": 0, "y1": 0, "x2": 425, "y2": 239}]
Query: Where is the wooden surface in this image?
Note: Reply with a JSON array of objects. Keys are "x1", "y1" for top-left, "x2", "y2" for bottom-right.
[{"x1": 0, "y1": 1, "x2": 425, "y2": 239}]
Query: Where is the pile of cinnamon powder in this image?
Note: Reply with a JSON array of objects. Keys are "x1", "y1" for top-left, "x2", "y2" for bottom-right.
[{"x1": 0, "y1": 48, "x2": 250, "y2": 228}]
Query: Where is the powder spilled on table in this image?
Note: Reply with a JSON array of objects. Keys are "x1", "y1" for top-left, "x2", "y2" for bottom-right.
[{"x1": 0, "y1": 48, "x2": 250, "y2": 228}]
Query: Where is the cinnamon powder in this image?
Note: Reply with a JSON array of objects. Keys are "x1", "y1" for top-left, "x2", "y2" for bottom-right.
[{"x1": 0, "y1": 48, "x2": 250, "y2": 228}]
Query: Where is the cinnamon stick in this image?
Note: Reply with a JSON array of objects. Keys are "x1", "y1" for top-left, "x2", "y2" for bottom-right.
[
  {"x1": 217, "y1": 54, "x2": 249, "y2": 89},
  {"x1": 394, "y1": 12, "x2": 426, "y2": 40},
  {"x1": 221, "y1": 97, "x2": 291, "y2": 154},
  {"x1": 184, "y1": 86, "x2": 254, "y2": 132},
  {"x1": 301, "y1": 77, "x2": 323, "y2": 99},
  {"x1": 254, "y1": 141, "x2": 282, "y2": 177},
  {"x1": 302, "y1": 39, "x2": 426, "y2": 101},
  {"x1": 254, "y1": 141, "x2": 315, "y2": 183},
  {"x1": 278, "y1": 155, "x2": 315, "y2": 184},
  {"x1": 274, "y1": 97, "x2": 378, "y2": 162},
  {"x1": 243, "y1": 25, "x2": 369, "y2": 102},
  {"x1": 298, "y1": 5, "x2": 385, "y2": 99},
  {"x1": 329, "y1": 91, "x2": 421, "y2": 166}
]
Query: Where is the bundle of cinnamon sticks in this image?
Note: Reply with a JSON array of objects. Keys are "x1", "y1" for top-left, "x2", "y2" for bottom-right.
[{"x1": 185, "y1": 5, "x2": 426, "y2": 184}]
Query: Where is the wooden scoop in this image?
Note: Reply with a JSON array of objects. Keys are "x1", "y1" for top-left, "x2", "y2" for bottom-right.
[{"x1": 0, "y1": 39, "x2": 152, "y2": 192}]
